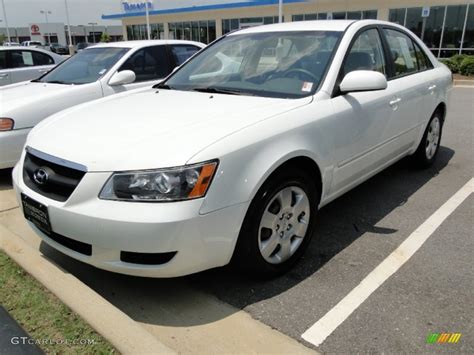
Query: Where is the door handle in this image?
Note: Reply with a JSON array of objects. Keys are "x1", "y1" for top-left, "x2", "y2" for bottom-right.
[
  {"x1": 0, "y1": 73, "x2": 8, "y2": 78},
  {"x1": 428, "y1": 85, "x2": 437, "y2": 90},
  {"x1": 389, "y1": 98, "x2": 402, "y2": 106}
]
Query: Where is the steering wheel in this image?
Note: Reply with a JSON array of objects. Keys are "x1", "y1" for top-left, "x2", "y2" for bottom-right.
[{"x1": 283, "y1": 68, "x2": 318, "y2": 82}]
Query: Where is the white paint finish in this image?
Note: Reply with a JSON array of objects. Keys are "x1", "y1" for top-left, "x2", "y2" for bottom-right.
[
  {"x1": 0, "y1": 40, "x2": 205, "y2": 168},
  {"x1": 13, "y1": 21, "x2": 453, "y2": 277},
  {"x1": 302, "y1": 178, "x2": 474, "y2": 347}
]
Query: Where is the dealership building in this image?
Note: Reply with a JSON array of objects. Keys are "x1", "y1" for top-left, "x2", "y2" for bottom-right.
[{"x1": 102, "y1": 0, "x2": 474, "y2": 57}]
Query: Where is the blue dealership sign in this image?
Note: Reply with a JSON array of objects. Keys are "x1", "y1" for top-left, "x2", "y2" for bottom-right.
[{"x1": 122, "y1": 1, "x2": 154, "y2": 13}]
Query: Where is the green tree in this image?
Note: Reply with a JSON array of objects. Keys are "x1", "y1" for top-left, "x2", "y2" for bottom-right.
[
  {"x1": 0, "y1": 34, "x2": 7, "y2": 45},
  {"x1": 100, "y1": 32, "x2": 111, "y2": 43}
]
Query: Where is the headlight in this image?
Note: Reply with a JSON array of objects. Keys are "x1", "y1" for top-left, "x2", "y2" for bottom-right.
[
  {"x1": 99, "y1": 160, "x2": 218, "y2": 202},
  {"x1": 0, "y1": 118, "x2": 14, "y2": 131}
]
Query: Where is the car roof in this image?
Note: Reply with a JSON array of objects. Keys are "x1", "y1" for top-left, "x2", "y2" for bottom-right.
[
  {"x1": 230, "y1": 20, "x2": 357, "y2": 35},
  {"x1": 89, "y1": 40, "x2": 205, "y2": 49}
]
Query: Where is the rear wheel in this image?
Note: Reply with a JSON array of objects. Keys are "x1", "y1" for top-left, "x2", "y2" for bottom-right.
[
  {"x1": 233, "y1": 167, "x2": 319, "y2": 278},
  {"x1": 412, "y1": 112, "x2": 443, "y2": 168}
]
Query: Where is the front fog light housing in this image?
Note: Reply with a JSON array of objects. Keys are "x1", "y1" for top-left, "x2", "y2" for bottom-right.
[{"x1": 99, "y1": 160, "x2": 218, "y2": 202}]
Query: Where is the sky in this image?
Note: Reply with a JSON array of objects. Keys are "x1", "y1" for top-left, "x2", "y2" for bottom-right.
[{"x1": 0, "y1": 0, "x2": 255, "y2": 27}]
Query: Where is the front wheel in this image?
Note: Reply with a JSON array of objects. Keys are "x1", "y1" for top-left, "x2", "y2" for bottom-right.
[
  {"x1": 232, "y1": 168, "x2": 319, "y2": 278},
  {"x1": 412, "y1": 113, "x2": 443, "y2": 168}
]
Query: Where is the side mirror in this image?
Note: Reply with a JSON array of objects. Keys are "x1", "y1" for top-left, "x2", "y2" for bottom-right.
[
  {"x1": 340, "y1": 70, "x2": 387, "y2": 94},
  {"x1": 109, "y1": 70, "x2": 136, "y2": 86}
]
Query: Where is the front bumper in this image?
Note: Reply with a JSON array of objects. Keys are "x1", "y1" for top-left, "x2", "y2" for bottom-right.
[
  {"x1": 0, "y1": 129, "x2": 30, "y2": 169},
  {"x1": 12, "y1": 160, "x2": 249, "y2": 277}
]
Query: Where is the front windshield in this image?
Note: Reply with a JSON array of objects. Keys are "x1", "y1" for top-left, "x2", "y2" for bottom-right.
[
  {"x1": 37, "y1": 47, "x2": 129, "y2": 85},
  {"x1": 164, "y1": 31, "x2": 341, "y2": 98}
]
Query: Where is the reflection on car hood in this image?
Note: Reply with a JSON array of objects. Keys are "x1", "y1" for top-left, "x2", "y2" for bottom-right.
[
  {"x1": 1, "y1": 81, "x2": 75, "y2": 112},
  {"x1": 28, "y1": 88, "x2": 312, "y2": 171}
]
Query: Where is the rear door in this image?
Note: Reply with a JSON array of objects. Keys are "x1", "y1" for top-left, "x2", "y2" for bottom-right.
[
  {"x1": 381, "y1": 28, "x2": 428, "y2": 152},
  {"x1": 0, "y1": 50, "x2": 12, "y2": 85},
  {"x1": 8, "y1": 50, "x2": 55, "y2": 83}
]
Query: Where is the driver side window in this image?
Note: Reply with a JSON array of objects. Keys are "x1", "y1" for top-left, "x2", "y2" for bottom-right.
[{"x1": 343, "y1": 28, "x2": 386, "y2": 76}]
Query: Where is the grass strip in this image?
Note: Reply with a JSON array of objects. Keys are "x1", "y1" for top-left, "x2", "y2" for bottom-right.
[{"x1": 0, "y1": 250, "x2": 116, "y2": 354}]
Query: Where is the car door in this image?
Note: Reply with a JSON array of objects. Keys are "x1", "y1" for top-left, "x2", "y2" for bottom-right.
[
  {"x1": 8, "y1": 50, "x2": 55, "y2": 83},
  {"x1": 0, "y1": 50, "x2": 12, "y2": 85},
  {"x1": 104, "y1": 45, "x2": 173, "y2": 94},
  {"x1": 381, "y1": 28, "x2": 426, "y2": 150},
  {"x1": 329, "y1": 27, "x2": 398, "y2": 195}
]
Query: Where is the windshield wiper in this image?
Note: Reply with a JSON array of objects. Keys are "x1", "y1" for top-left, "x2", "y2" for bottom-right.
[
  {"x1": 191, "y1": 87, "x2": 251, "y2": 96},
  {"x1": 44, "y1": 80, "x2": 71, "y2": 85},
  {"x1": 153, "y1": 83, "x2": 173, "y2": 89}
]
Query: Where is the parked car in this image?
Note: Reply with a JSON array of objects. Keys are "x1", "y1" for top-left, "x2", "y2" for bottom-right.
[
  {"x1": 1, "y1": 41, "x2": 21, "y2": 47},
  {"x1": 0, "y1": 40, "x2": 204, "y2": 169},
  {"x1": 21, "y1": 41, "x2": 44, "y2": 47},
  {"x1": 75, "y1": 42, "x2": 90, "y2": 53},
  {"x1": 12, "y1": 20, "x2": 451, "y2": 278},
  {"x1": 50, "y1": 43, "x2": 69, "y2": 55},
  {"x1": 0, "y1": 46, "x2": 64, "y2": 86}
]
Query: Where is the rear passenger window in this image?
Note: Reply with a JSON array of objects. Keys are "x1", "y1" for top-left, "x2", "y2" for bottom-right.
[
  {"x1": 414, "y1": 43, "x2": 433, "y2": 71},
  {"x1": 10, "y1": 50, "x2": 35, "y2": 68},
  {"x1": 343, "y1": 28, "x2": 386, "y2": 76},
  {"x1": 0, "y1": 51, "x2": 6, "y2": 69},
  {"x1": 170, "y1": 45, "x2": 200, "y2": 66},
  {"x1": 32, "y1": 51, "x2": 54, "y2": 66},
  {"x1": 119, "y1": 45, "x2": 171, "y2": 82},
  {"x1": 384, "y1": 29, "x2": 418, "y2": 78}
]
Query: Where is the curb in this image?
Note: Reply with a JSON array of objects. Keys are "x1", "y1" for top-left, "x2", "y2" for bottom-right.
[
  {"x1": 0, "y1": 224, "x2": 176, "y2": 355},
  {"x1": 454, "y1": 79, "x2": 474, "y2": 86}
]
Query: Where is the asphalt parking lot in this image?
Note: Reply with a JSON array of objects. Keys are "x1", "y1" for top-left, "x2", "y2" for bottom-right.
[{"x1": 0, "y1": 87, "x2": 472, "y2": 353}]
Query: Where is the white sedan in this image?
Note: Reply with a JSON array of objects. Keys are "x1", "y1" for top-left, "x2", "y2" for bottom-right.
[
  {"x1": 13, "y1": 20, "x2": 452, "y2": 278},
  {"x1": 0, "y1": 40, "x2": 205, "y2": 169},
  {"x1": 0, "y1": 46, "x2": 64, "y2": 86}
]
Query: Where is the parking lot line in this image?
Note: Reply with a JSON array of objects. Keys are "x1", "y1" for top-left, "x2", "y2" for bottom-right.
[{"x1": 302, "y1": 178, "x2": 473, "y2": 347}]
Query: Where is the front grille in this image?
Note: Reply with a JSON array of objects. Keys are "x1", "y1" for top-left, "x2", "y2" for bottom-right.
[
  {"x1": 120, "y1": 251, "x2": 177, "y2": 265},
  {"x1": 47, "y1": 231, "x2": 92, "y2": 256},
  {"x1": 23, "y1": 150, "x2": 86, "y2": 202}
]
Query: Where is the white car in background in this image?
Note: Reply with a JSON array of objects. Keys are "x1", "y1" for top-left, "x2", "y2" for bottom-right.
[
  {"x1": 0, "y1": 40, "x2": 204, "y2": 169},
  {"x1": 0, "y1": 46, "x2": 64, "y2": 86},
  {"x1": 13, "y1": 20, "x2": 451, "y2": 278}
]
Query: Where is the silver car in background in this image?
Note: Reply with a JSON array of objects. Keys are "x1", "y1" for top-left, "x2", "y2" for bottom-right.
[{"x1": 0, "y1": 46, "x2": 64, "y2": 86}]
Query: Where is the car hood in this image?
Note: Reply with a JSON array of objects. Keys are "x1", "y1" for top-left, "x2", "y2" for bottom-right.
[
  {"x1": 28, "y1": 88, "x2": 312, "y2": 171},
  {"x1": 1, "y1": 81, "x2": 101, "y2": 129}
]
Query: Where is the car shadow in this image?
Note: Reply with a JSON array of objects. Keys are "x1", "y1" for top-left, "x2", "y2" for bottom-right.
[{"x1": 37, "y1": 146, "x2": 454, "y2": 328}]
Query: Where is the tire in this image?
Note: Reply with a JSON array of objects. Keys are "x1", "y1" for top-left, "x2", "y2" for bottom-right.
[
  {"x1": 232, "y1": 166, "x2": 319, "y2": 278},
  {"x1": 412, "y1": 111, "x2": 443, "y2": 168}
]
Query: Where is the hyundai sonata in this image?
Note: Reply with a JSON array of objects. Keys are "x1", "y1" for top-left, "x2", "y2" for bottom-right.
[{"x1": 13, "y1": 20, "x2": 452, "y2": 278}]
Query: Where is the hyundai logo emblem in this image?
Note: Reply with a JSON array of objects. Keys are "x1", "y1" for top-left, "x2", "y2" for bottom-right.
[{"x1": 33, "y1": 168, "x2": 49, "y2": 185}]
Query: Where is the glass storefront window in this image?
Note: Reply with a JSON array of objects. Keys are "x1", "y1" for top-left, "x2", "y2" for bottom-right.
[
  {"x1": 168, "y1": 20, "x2": 215, "y2": 44},
  {"x1": 333, "y1": 12, "x2": 346, "y2": 20},
  {"x1": 347, "y1": 11, "x2": 362, "y2": 20},
  {"x1": 423, "y1": 6, "x2": 445, "y2": 49},
  {"x1": 127, "y1": 24, "x2": 164, "y2": 40},
  {"x1": 463, "y1": 5, "x2": 474, "y2": 49},
  {"x1": 442, "y1": 5, "x2": 467, "y2": 49},
  {"x1": 405, "y1": 7, "x2": 423, "y2": 37},
  {"x1": 363, "y1": 10, "x2": 378, "y2": 20},
  {"x1": 208, "y1": 21, "x2": 216, "y2": 42},
  {"x1": 389, "y1": 8, "x2": 406, "y2": 25}
]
